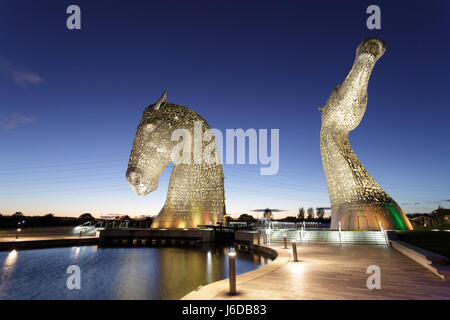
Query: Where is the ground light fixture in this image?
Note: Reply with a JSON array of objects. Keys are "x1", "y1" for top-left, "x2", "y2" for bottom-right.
[
  {"x1": 228, "y1": 251, "x2": 236, "y2": 295},
  {"x1": 292, "y1": 240, "x2": 298, "y2": 262}
]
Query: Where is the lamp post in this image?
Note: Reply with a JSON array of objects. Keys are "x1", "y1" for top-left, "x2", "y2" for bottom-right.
[
  {"x1": 16, "y1": 220, "x2": 24, "y2": 239},
  {"x1": 291, "y1": 240, "x2": 298, "y2": 262},
  {"x1": 228, "y1": 251, "x2": 236, "y2": 295},
  {"x1": 283, "y1": 234, "x2": 287, "y2": 249}
]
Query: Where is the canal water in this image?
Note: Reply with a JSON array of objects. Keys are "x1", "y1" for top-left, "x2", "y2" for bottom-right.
[{"x1": 0, "y1": 245, "x2": 271, "y2": 299}]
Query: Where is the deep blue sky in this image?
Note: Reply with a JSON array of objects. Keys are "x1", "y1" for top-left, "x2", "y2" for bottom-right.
[{"x1": 0, "y1": 0, "x2": 449, "y2": 218}]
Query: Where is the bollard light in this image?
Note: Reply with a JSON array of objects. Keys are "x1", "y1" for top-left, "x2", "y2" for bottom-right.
[
  {"x1": 291, "y1": 240, "x2": 298, "y2": 262},
  {"x1": 283, "y1": 234, "x2": 287, "y2": 249},
  {"x1": 16, "y1": 228, "x2": 21, "y2": 239},
  {"x1": 228, "y1": 251, "x2": 236, "y2": 295}
]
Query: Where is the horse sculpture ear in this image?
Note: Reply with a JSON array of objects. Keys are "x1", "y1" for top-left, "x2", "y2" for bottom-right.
[{"x1": 153, "y1": 90, "x2": 167, "y2": 110}]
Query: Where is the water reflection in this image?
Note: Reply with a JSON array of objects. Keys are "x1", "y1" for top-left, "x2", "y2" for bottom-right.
[
  {"x1": 0, "y1": 250, "x2": 19, "y2": 296},
  {"x1": 74, "y1": 247, "x2": 80, "y2": 259},
  {"x1": 206, "y1": 250, "x2": 212, "y2": 283},
  {"x1": 0, "y1": 245, "x2": 271, "y2": 300},
  {"x1": 5, "y1": 250, "x2": 18, "y2": 267}
]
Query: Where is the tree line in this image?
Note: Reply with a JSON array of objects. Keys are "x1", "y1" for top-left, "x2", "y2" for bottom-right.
[
  {"x1": 233, "y1": 207, "x2": 329, "y2": 224},
  {"x1": 0, "y1": 212, "x2": 153, "y2": 229}
]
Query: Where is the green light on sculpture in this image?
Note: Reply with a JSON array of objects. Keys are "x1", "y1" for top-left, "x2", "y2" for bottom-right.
[{"x1": 385, "y1": 203, "x2": 406, "y2": 230}]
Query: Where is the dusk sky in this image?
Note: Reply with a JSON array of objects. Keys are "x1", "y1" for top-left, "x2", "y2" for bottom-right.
[{"x1": 1, "y1": 0, "x2": 449, "y2": 218}]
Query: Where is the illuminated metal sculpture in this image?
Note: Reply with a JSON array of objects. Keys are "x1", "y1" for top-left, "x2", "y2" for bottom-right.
[
  {"x1": 320, "y1": 38, "x2": 413, "y2": 230},
  {"x1": 126, "y1": 91, "x2": 225, "y2": 228}
]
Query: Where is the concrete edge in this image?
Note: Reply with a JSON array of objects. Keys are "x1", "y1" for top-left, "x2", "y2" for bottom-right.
[
  {"x1": 390, "y1": 240, "x2": 450, "y2": 280},
  {"x1": 0, "y1": 237, "x2": 98, "y2": 251},
  {"x1": 181, "y1": 245, "x2": 290, "y2": 300}
]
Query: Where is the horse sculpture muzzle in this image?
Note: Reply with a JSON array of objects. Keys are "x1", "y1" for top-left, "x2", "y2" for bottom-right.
[{"x1": 126, "y1": 166, "x2": 158, "y2": 195}]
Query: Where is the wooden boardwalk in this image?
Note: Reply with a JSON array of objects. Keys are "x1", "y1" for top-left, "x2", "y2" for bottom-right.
[{"x1": 183, "y1": 244, "x2": 450, "y2": 300}]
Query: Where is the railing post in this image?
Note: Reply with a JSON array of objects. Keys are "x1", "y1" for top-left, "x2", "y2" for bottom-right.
[
  {"x1": 283, "y1": 234, "x2": 287, "y2": 249},
  {"x1": 299, "y1": 226, "x2": 303, "y2": 243},
  {"x1": 378, "y1": 220, "x2": 389, "y2": 247},
  {"x1": 338, "y1": 221, "x2": 342, "y2": 246}
]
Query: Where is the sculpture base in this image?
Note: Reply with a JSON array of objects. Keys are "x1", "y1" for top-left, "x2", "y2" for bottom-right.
[
  {"x1": 150, "y1": 208, "x2": 222, "y2": 229},
  {"x1": 330, "y1": 201, "x2": 413, "y2": 231}
]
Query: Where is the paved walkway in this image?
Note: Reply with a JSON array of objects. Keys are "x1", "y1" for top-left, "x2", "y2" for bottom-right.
[{"x1": 183, "y1": 244, "x2": 450, "y2": 300}]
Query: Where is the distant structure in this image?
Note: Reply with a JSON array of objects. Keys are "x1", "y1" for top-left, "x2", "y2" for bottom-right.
[
  {"x1": 126, "y1": 91, "x2": 225, "y2": 228},
  {"x1": 319, "y1": 38, "x2": 413, "y2": 230}
]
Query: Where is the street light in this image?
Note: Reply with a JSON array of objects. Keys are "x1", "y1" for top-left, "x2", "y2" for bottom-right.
[{"x1": 228, "y1": 251, "x2": 236, "y2": 295}]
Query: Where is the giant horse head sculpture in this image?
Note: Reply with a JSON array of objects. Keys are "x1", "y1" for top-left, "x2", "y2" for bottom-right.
[{"x1": 126, "y1": 91, "x2": 225, "y2": 229}]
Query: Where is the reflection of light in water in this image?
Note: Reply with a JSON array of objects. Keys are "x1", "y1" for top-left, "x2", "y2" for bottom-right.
[
  {"x1": 0, "y1": 250, "x2": 19, "y2": 294},
  {"x1": 5, "y1": 250, "x2": 18, "y2": 267},
  {"x1": 74, "y1": 247, "x2": 80, "y2": 259},
  {"x1": 70, "y1": 246, "x2": 86, "y2": 259},
  {"x1": 0, "y1": 246, "x2": 270, "y2": 299},
  {"x1": 253, "y1": 253, "x2": 262, "y2": 264},
  {"x1": 206, "y1": 250, "x2": 212, "y2": 283}
]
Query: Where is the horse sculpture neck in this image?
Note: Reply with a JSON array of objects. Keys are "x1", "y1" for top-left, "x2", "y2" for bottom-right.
[
  {"x1": 153, "y1": 162, "x2": 225, "y2": 228},
  {"x1": 320, "y1": 38, "x2": 412, "y2": 231}
]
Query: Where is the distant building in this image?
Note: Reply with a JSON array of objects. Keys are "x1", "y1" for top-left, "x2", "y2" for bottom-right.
[{"x1": 408, "y1": 208, "x2": 450, "y2": 227}]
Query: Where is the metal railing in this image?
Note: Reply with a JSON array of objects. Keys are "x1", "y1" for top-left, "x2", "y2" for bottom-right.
[
  {"x1": 378, "y1": 220, "x2": 389, "y2": 247},
  {"x1": 338, "y1": 221, "x2": 342, "y2": 246},
  {"x1": 80, "y1": 219, "x2": 152, "y2": 230}
]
